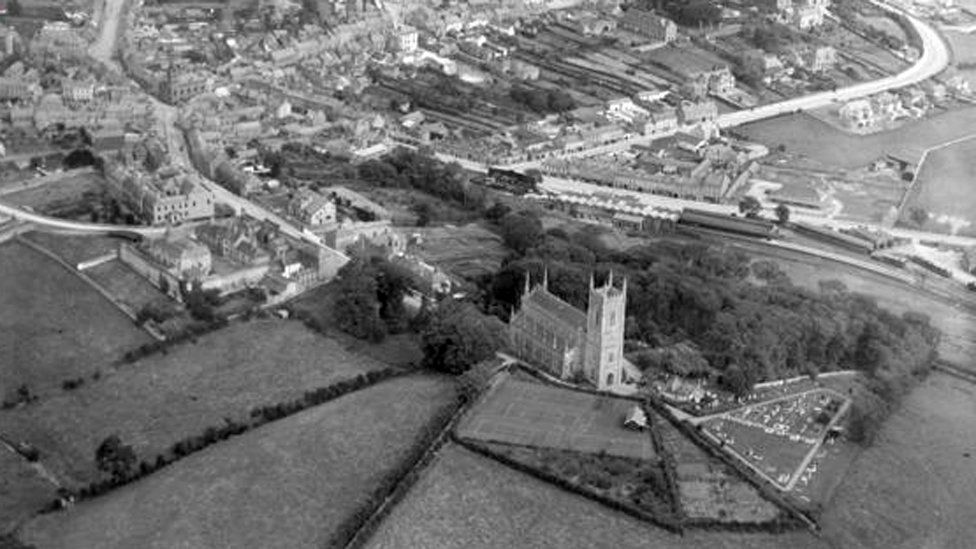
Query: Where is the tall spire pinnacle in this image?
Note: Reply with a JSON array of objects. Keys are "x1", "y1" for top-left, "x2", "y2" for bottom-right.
[
  {"x1": 524, "y1": 271, "x2": 531, "y2": 297},
  {"x1": 589, "y1": 272, "x2": 595, "y2": 292},
  {"x1": 543, "y1": 266, "x2": 549, "y2": 290},
  {"x1": 622, "y1": 276, "x2": 628, "y2": 295},
  {"x1": 607, "y1": 269, "x2": 614, "y2": 289}
]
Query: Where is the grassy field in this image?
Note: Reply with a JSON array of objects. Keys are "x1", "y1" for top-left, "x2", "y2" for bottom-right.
[
  {"x1": 366, "y1": 444, "x2": 828, "y2": 549},
  {"x1": 456, "y1": 377, "x2": 656, "y2": 460},
  {"x1": 21, "y1": 232, "x2": 121, "y2": 268},
  {"x1": 0, "y1": 320, "x2": 389, "y2": 487},
  {"x1": 2, "y1": 172, "x2": 106, "y2": 216},
  {"x1": 409, "y1": 223, "x2": 508, "y2": 281},
  {"x1": 902, "y1": 135, "x2": 976, "y2": 236},
  {"x1": 20, "y1": 374, "x2": 458, "y2": 549},
  {"x1": 85, "y1": 259, "x2": 171, "y2": 314},
  {"x1": 738, "y1": 107, "x2": 976, "y2": 170},
  {"x1": 0, "y1": 241, "x2": 151, "y2": 399},
  {"x1": 0, "y1": 445, "x2": 55, "y2": 535},
  {"x1": 819, "y1": 373, "x2": 976, "y2": 548}
]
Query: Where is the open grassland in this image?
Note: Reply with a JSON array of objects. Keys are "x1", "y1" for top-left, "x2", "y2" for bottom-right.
[
  {"x1": 85, "y1": 259, "x2": 171, "y2": 314},
  {"x1": 1, "y1": 172, "x2": 104, "y2": 215},
  {"x1": 0, "y1": 445, "x2": 55, "y2": 534},
  {"x1": 20, "y1": 375, "x2": 458, "y2": 549},
  {"x1": 819, "y1": 374, "x2": 976, "y2": 549},
  {"x1": 738, "y1": 107, "x2": 976, "y2": 170},
  {"x1": 456, "y1": 377, "x2": 655, "y2": 460},
  {"x1": 22, "y1": 232, "x2": 120, "y2": 267},
  {"x1": 0, "y1": 320, "x2": 388, "y2": 487},
  {"x1": 0, "y1": 241, "x2": 151, "y2": 399},
  {"x1": 366, "y1": 444, "x2": 827, "y2": 549},
  {"x1": 409, "y1": 223, "x2": 508, "y2": 280},
  {"x1": 903, "y1": 135, "x2": 976, "y2": 236}
]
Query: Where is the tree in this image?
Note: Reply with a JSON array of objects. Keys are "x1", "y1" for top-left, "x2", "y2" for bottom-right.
[
  {"x1": 95, "y1": 435, "x2": 136, "y2": 479},
  {"x1": 421, "y1": 299, "x2": 508, "y2": 375},
  {"x1": 738, "y1": 196, "x2": 762, "y2": 217},
  {"x1": 909, "y1": 207, "x2": 928, "y2": 227},
  {"x1": 333, "y1": 262, "x2": 387, "y2": 342},
  {"x1": 373, "y1": 259, "x2": 413, "y2": 334},
  {"x1": 499, "y1": 210, "x2": 543, "y2": 255},
  {"x1": 775, "y1": 203, "x2": 791, "y2": 225},
  {"x1": 412, "y1": 202, "x2": 431, "y2": 227}
]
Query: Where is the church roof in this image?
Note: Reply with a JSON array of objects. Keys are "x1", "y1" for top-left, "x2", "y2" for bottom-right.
[{"x1": 522, "y1": 287, "x2": 586, "y2": 332}]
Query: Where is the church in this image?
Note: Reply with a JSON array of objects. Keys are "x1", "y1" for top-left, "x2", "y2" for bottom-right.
[{"x1": 509, "y1": 270, "x2": 628, "y2": 391}]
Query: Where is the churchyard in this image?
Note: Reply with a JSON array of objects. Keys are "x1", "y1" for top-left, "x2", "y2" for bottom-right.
[
  {"x1": 19, "y1": 375, "x2": 459, "y2": 549},
  {"x1": 456, "y1": 375, "x2": 655, "y2": 460}
]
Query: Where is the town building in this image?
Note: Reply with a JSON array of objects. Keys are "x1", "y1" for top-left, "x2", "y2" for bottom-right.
[
  {"x1": 803, "y1": 45, "x2": 837, "y2": 72},
  {"x1": 106, "y1": 164, "x2": 215, "y2": 225},
  {"x1": 143, "y1": 233, "x2": 213, "y2": 279},
  {"x1": 618, "y1": 10, "x2": 677, "y2": 44},
  {"x1": 509, "y1": 271, "x2": 628, "y2": 391},
  {"x1": 677, "y1": 99, "x2": 718, "y2": 125},
  {"x1": 288, "y1": 189, "x2": 337, "y2": 226}
]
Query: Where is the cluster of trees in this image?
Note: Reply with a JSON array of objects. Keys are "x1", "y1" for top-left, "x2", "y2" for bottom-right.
[
  {"x1": 420, "y1": 299, "x2": 508, "y2": 375},
  {"x1": 508, "y1": 86, "x2": 576, "y2": 114},
  {"x1": 649, "y1": 0, "x2": 723, "y2": 27},
  {"x1": 480, "y1": 217, "x2": 940, "y2": 420},
  {"x1": 333, "y1": 257, "x2": 414, "y2": 342},
  {"x1": 357, "y1": 147, "x2": 485, "y2": 210}
]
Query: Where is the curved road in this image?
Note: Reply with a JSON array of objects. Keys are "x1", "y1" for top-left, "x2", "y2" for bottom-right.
[
  {"x1": 718, "y1": 2, "x2": 950, "y2": 127},
  {"x1": 0, "y1": 201, "x2": 168, "y2": 236}
]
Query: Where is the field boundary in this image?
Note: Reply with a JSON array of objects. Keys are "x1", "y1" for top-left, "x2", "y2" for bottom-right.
[{"x1": 14, "y1": 235, "x2": 165, "y2": 341}]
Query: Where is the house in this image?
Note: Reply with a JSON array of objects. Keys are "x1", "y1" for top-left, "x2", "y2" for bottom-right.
[
  {"x1": 618, "y1": 10, "x2": 677, "y2": 44},
  {"x1": 677, "y1": 99, "x2": 718, "y2": 125},
  {"x1": 839, "y1": 98, "x2": 877, "y2": 129},
  {"x1": 744, "y1": 49, "x2": 787, "y2": 80},
  {"x1": 143, "y1": 234, "x2": 212, "y2": 279},
  {"x1": 624, "y1": 405, "x2": 648, "y2": 430},
  {"x1": 804, "y1": 45, "x2": 837, "y2": 72},
  {"x1": 288, "y1": 189, "x2": 337, "y2": 226}
]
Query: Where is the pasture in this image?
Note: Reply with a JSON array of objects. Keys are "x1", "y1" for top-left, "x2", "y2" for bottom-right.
[
  {"x1": 456, "y1": 377, "x2": 655, "y2": 460},
  {"x1": 902, "y1": 135, "x2": 976, "y2": 236},
  {"x1": 20, "y1": 375, "x2": 459, "y2": 549},
  {"x1": 86, "y1": 259, "x2": 172, "y2": 313},
  {"x1": 365, "y1": 444, "x2": 828, "y2": 549},
  {"x1": 0, "y1": 445, "x2": 55, "y2": 534},
  {"x1": 819, "y1": 373, "x2": 976, "y2": 548},
  {"x1": 0, "y1": 241, "x2": 151, "y2": 399},
  {"x1": 0, "y1": 320, "x2": 388, "y2": 486},
  {"x1": 738, "y1": 107, "x2": 976, "y2": 170},
  {"x1": 22, "y1": 232, "x2": 120, "y2": 268}
]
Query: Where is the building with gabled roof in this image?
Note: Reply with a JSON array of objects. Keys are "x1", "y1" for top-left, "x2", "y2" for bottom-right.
[{"x1": 509, "y1": 270, "x2": 627, "y2": 390}]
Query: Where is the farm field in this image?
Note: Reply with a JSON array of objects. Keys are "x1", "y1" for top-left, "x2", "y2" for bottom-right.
[
  {"x1": 0, "y1": 445, "x2": 55, "y2": 535},
  {"x1": 408, "y1": 223, "x2": 508, "y2": 281},
  {"x1": 21, "y1": 231, "x2": 120, "y2": 267},
  {"x1": 944, "y1": 30, "x2": 976, "y2": 87},
  {"x1": 738, "y1": 106, "x2": 976, "y2": 170},
  {"x1": 901, "y1": 134, "x2": 976, "y2": 236},
  {"x1": 819, "y1": 373, "x2": 976, "y2": 548},
  {"x1": 20, "y1": 374, "x2": 459, "y2": 549},
  {"x1": 456, "y1": 376, "x2": 655, "y2": 460},
  {"x1": 365, "y1": 444, "x2": 828, "y2": 549},
  {"x1": 0, "y1": 320, "x2": 388, "y2": 487},
  {"x1": 0, "y1": 241, "x2": 152, "y2": 399}
]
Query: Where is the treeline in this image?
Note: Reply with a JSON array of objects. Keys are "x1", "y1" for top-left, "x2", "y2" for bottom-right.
[
  {"x1": 508, "y1": 87, "x2": 576, "y2": 114},
  {"x1": 50, "y1": 369, "x2": 404, "y2": 508},
  {"x1": 479, "y1": 211, "x2": 940, "y2": 433},
  {"x1": 357, "y1": 147, "x2": 487, "y2": 211}
]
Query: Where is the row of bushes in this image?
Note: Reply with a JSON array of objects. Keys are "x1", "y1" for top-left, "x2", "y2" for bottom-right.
[
  {"x1": 52, "y1": 368, "x2": 404, "y2": 508},
  {"x1": 118, "y1": 318, "x2": 229, "y2": 364},
  {"x1": 645, "y1": 403, "x2": 685, "y2": 522},
  {"x1": 457, "y1": 437, "x2": 684, "y2": 533},
  {"x1": 330, "y1": 398, "x2": 466, "y2": 548},
  {"x1": 644, "y1": 396, "x2": 819, "y2": 532}
]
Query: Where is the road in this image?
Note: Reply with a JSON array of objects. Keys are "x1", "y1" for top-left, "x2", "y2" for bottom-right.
[
  {"x1": 0, "y1": 200, "x2": 167, "y2": 236},
  {"x1": 716, "y1": 2, "x2": 950, "y2": 128}
]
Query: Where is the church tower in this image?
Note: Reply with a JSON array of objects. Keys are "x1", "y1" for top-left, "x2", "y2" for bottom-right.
[{"x1": 584, "y1": 272, "x2": 626, "y2": 390}]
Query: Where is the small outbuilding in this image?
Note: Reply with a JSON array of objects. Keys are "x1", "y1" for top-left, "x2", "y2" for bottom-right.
[{"x1": 624, "y1": 405, "x2": 649, "y2": 431}]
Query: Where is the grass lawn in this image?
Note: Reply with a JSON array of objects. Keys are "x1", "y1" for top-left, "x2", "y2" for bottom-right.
[
  {"x1": 408, "y1": 223, "x2": 508, "y2": 281},
  {"x1": 20, "y1": 374, "x2": 459, "y2": 549},
  {"x1": 0, "y1": 446, "x2": 55, "y2": 535},
  {"x1": 738, "y1": 107, "x2": 976, "y2": 170},
  {"x1": 86, "y1": 259, "x2": 174, "y2": 315},
  {"x1": 21, "y1": 232, "x2": 121, "y2": 268},
  {"x1": 901, "y1": 135, "x2": 976, "y2": 236},
  {"x1": 456, "y1": 376, "x2": 656, "y2": 460},
  {"x1": 0, "y1": 320, "x2": 390, "y2": 487},
  {"x1": 366, "y1": 444, "x2": 828, "y2": 549},
  {"x1": 819, "y1": 373, "x2": 976, "y2": 548},
  {"x1": 2, "y1": 172, "x2": 106, "y2": 218},
  {"x1": 0, "y1": 241, "x2": 152, "y2": 399}
]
